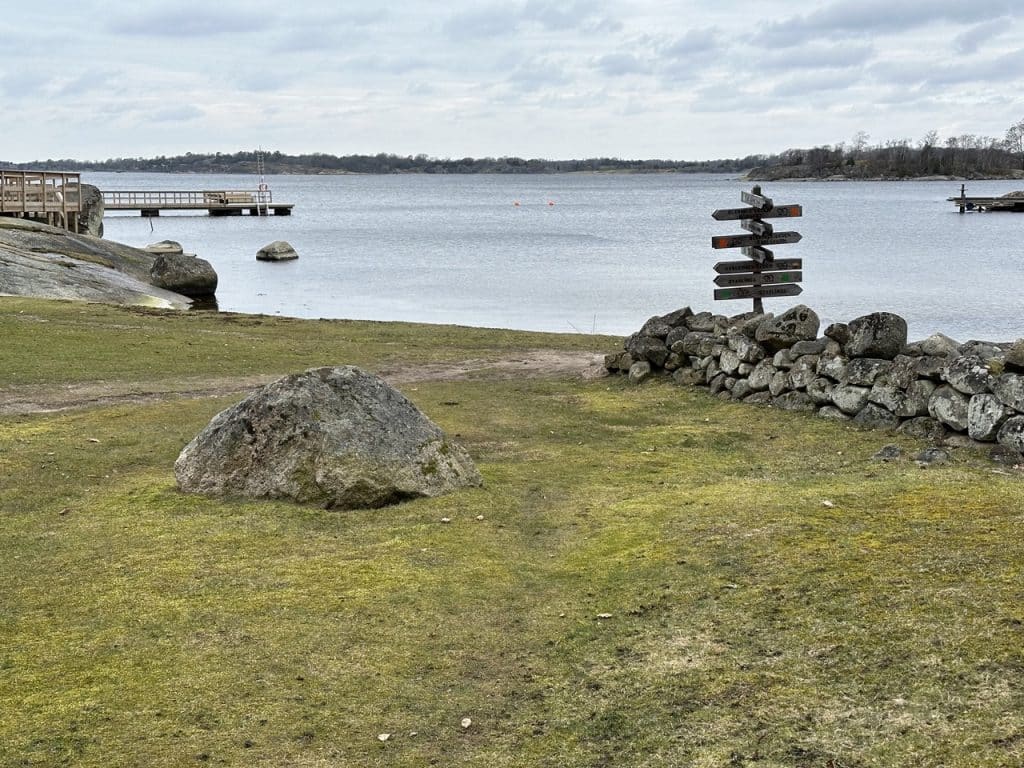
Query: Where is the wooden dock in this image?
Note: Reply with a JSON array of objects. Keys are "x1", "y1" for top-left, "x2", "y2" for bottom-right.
[
  {"x1": 0, "y1": 170, "x2": 82, "y2": 231},
  {"x1": 948, "y1": 185, "x2": 1024, "y2": 212},
  {"x1": 102, "y1": 189, "x2": 293, "y2": 217}
]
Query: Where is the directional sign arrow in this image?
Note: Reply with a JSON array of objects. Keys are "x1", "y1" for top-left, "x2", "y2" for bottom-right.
[
  {"x1": 742, "y1": 245, "x2": 774, "y2": 263},
  {"x1": 711, "y1": 204, "x2": 802, "y2": 221},
  {"x1": 741, "y1": 190, "x2": 773, "y2": 209},
  {"x1": 712, "y1": 231, "x2": 802, "y2": 249},
  {"x1": 741, "y1": 219, "x2": 773, "y2": 236},
  {"x1": 714, "y1": 258, "x2": 802, "y2": 274},
  {"x1": 714, "y1": 284, "x2": 803, "y2": 301},
  {"x1": 714, "y1": 271, "x2": 802, "y2": 288}
]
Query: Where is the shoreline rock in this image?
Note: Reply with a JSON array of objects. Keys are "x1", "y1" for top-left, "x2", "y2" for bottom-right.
[
  {"x1": 0, "y1": 217, "x2": 201, "y2": 309},
  {"x1": 257, "y1": 240, "x2": 298, "y2": 261}
]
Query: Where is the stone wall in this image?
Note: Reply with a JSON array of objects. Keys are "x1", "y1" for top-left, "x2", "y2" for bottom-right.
[{"x1": 605, "y1": 305, "x2": 1024, "y2": 458}]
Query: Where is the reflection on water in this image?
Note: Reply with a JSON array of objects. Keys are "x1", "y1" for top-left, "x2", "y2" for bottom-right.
[
  {"x1": 187, "y1": 295, "x2": 219, "y2": 312},
  {"x1": 88, "y1": 172, "x2": 1024, "y2": 341}
]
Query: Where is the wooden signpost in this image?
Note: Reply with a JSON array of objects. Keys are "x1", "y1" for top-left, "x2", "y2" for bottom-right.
[{"x1": 710, "y1": 186, "x2": 803, "y2": 313}]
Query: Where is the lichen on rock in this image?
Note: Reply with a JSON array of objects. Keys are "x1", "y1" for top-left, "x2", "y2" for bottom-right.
[{"x1": 174, "y1": 365, "x2": 482, "y2": 509}]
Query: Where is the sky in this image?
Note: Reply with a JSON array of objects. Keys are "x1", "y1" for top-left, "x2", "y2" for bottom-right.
[{"x1": 3, "y1": 0, "x2": 1024, "y2": 162}]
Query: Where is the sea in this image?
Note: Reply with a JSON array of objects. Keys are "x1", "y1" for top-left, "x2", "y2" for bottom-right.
[{"x1": 83, "y1": 171, "x2": 1024, "y2": 343}]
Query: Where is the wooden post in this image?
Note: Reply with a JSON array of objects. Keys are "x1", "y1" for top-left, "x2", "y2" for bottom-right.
[
  {"x1": 959, "y1": 183, "x2": 966, "y2": 214},
  {"x1": 752, "y1": 261, "x2": 764, "y2": 314}
]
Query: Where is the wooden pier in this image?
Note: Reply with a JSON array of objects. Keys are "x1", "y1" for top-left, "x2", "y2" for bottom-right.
[
  {"x1": 949, "y1": 184, "x2": 1024, "y2": 213},
  {"x1": 0, "y1": 170, "x2": 82, "y2": 231},
  {"x1": 101, "y1": 189, "x2": 293, "y2": 217}
]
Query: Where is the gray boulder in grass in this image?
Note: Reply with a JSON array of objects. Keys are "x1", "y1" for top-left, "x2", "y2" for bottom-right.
[{"x1": 174, "y1": 366, "x2": 482, "y2": 509}]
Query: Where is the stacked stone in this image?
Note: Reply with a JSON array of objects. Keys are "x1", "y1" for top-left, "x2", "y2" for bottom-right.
[{"x1": 605, "y1": 304, "x2": 1024, "y2": 456}]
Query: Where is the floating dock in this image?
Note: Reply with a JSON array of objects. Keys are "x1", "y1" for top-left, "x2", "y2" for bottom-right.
[
  {"x1": 102, "y1": 190, "x2": 293, "y2": 217},
  {"x1": 948, "y1": 185, "x2": 1024, "y2": 213}
]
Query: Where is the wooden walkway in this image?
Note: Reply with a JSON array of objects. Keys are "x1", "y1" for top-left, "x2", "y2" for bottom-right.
[
  {"x1": 102, "y1": 190, "x2": 293, "y2": 217},
  {"x1": 948, "y1": 185, "x2": 1024, "y2": 212},
  {"x1": 0, "y1": 170, "x2": 82, "y2": 231}
]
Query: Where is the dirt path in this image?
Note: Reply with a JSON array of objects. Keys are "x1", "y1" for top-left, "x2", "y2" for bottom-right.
[{"x1": 0, "y1": 350, "x2": 609, "y2": 417}]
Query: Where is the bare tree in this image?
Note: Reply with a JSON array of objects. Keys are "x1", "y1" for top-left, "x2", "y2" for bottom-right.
[
  {"x1": 851, "y1": 130, "x2": 871, "y2": 156},
  {"x1": 1005, "y1": 119, "x2": 1024, "y2": 170}
]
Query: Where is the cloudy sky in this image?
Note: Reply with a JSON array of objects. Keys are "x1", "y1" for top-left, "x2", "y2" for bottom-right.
[{"x1": 3, "y1": 0, "x2": 1023, "y2": 162}]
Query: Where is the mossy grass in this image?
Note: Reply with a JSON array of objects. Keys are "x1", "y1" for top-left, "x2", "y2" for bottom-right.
[
  {"x1": 2, "y1": 298, "x2": 1023, "y2": 767},
  {"x1": 0, "y1": 298, "x2": 613, "y2": 388}
]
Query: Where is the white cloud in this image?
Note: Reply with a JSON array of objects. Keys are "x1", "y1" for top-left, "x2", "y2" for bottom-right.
[{"x1": 2, "y1": 1, "x2": 1024, "y2": 162}]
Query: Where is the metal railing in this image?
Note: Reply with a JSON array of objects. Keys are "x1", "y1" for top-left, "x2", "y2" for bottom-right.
[{"x1": 102, "y1": 189, "x2": 274, "y2": 209}]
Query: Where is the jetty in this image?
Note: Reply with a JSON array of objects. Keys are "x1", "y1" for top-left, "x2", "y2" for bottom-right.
[
  {"x1": 0, "y1": 170, "x2": 82, "y2": 231},
  {"x1": 949, "y1": 184, "x2": 1024, "y2": 213},
  {"x1": 102, "y1": 189, "x2": 293, "y2": 217}
]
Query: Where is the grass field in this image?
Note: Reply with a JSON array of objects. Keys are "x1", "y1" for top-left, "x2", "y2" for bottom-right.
[{"x1": 1, "y1": 298, "x2": 1022, "y2": 767}]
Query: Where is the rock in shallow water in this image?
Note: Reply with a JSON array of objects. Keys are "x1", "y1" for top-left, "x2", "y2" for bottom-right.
[
  {"x1": 174, "y1": 366, "x2": 482, "y2": 509},
  {"x1": 256, "y1": 240, "x2": 299, "y2": 261}
]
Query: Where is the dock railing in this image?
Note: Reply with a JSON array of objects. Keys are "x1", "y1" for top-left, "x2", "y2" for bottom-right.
[
  {"x1": 0, "y1": 170, "x2": 82, "y2": 229},
  {"x1": 102, "y1": 189, "x2": 274, "y2": 209}
]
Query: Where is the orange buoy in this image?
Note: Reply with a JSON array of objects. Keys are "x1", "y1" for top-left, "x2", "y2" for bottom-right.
[{"x1": 513, "y1": 201, "x2": 521, "y2": 206}]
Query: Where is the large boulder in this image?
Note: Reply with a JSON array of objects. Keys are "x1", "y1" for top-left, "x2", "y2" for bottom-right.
[
  {"x1": 942, "y1": 355, "x2": 992, "y2": 395},
  {"x1": 639, "y1": 316, "x2": 672, "y2": 339},
  {"x1": 174, "y1": 366, "x2": 482, "y2": 509},
  {"x1": 149, "y1": 253, "x2": 218, "y2": 297},
  {"x1": 843, "y1": 312, "x2": 907, "y2": 359},
  {"x1": 625, "y1": 333, "x2": 669, "y2": 368},
  {"x1": 831, "y1": 384, "x2": 870, "y2": 415},
  {"x1": 755, "y1": 305, "x2": 820, "y2": 352},
  {"x1": 257, "y1": 240, "x2": 299, "y2": 261},
  {"x1": 968, "y1": 394, "x2": 1013, "y2": 442},
  {"x1": 928, "y1": 384, "x2": 970, "y2": 432},
  {"x1": 75, "y1": 183, "x2": 104, "y2": 237}
]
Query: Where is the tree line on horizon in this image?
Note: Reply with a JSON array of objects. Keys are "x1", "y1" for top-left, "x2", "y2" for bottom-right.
[
  {"x1": 0, "y1": 151, "x2": 764, "y2": 175},
  {"x1": 4, "y1": 119, "x2": 1022, "y2": 178},
  {"x1": 749, "y1": 119, "x2": 1024, "y2": 180}
]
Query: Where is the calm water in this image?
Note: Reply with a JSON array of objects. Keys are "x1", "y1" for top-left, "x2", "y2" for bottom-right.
[{"x1": 86, "y1": 172, "x2": 1024, "y2": 342}]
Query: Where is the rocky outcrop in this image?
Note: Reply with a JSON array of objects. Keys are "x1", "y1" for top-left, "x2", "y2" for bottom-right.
[
  {"x1": 256, "y1": 240, "x2": 298, "y2": 261},
  {"x1": 0, "y1": 217, "x2": 194, "y2": 309},
  {"x1": 606, "y1": 305, "x2": 1024, "y2": 459},
  {"x1": 175, "y1": 366, "x2": 483, "y2": 509}
]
